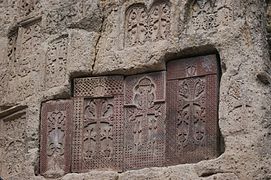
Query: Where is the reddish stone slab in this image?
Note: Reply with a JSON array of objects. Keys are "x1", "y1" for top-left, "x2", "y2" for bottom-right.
[
  {"x1": 124, "y1": 71, "x2": 166, "y2": 170},
  {"x1": 73, "y1": 76, "x2": 123, "y2": 97},
  {"x1": 40, "y1": 100, "x2": 73, "y2": 177},
  {"x1": 72, "y1": 76, "x2": 124, "y2": 172},
  {"x1": 167, "y1": 54, "x2": 218, "y2": 80},
  {"x1": 166, "y1": 55, "x2": 219, "y2": 165}
]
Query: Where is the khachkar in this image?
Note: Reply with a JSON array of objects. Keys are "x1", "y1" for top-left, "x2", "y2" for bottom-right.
[
  {"x1": 187, "y1": 0, "x2": 233, "y2": 31},
  {"x1": 0, "y1": 105, "x2": 27, "y2": 179},
  {"x1": 166, "y1": 55, "x2": 219, "y2": 165},
  {"x1": 9, "y1": 18, "x2": 42, "y2": 78},
  {"x1": 124, "y1": 72, "x2": 166, "y2": 170},
  {"x1": 38, "y1": 55, "x2": 220, "y2": 174},
  {"x1": 72, "y1": 76, "x2": 124, "y2": 172},
  {"x1": 40, "y1": 100, "x2": 73, "y2": 178},
  {"x1": 7, "y1": 17, "x2": 43, "y2": 102},
  {"x1": 125, "y1": 1, "x2": 171, "y2": 46},
  {"x1": 45, "y1": 35, "x2": 68, "y2": 89}
]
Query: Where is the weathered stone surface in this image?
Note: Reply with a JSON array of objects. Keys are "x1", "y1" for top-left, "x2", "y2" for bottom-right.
[
  {"x1": 61, "y1": 171, "x2": 119, "y2": 180},
  {"x1": 40, "y1": 100, "x2": 73, "y2": 178},
  {"x1": 0, "y1": 106, "x2": 27, "y2": 179},
  {"x1": 166, "y1": 55, "x2": 220, "y2": 165},
  {"x1": 67, "y1": 29, "x2": 99, "y2": 76},
  {"x1": 0, "y1": 0, "x2": 270, "y2": 179},
  {"x1": 123, "y1": 72, "x2": 166, "y2": 170}
]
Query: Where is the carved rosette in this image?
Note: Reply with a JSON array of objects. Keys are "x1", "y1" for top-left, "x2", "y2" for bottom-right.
[
  {"x1": 124, "y1": 72, "x2": 166, "y2": 170},
  {"x1": 40, "y1": 100, "x2": 73, "y2": 178},
  {"x1": 125, "y1": 2, "x2": 171, "y2": 47},
  {"x1": 166, "y1": 55, "x2": 219, "y2": 165}
]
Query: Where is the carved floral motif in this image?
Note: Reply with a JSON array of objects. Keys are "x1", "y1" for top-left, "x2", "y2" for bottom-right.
[
  {"x1": 1, "y1": 114, "x2": 26, "y2": 179},
  {"x1": 45, "y1": 2, "x2": 81, "y2": 34},
  {"x1": 126, "y1": 2, "x2": 171, "y2": 46},
  {"x1": 128, "y1": 77, "x2": 161, "y2": 151},
  {"x1": 40, "y1": 100, "x2": 72, "y2": 177},
  {"x1": 45, "y1": 111, "x2": 66, "y2": 175},
  {"x1": 188, "y1": 0, "x2": 233, "y2": 31},
  {"x1": 17, "y1": 20, "x2": 42, "y2": 77},
  {"x1": 72, "y1": 76, "x2": 124, "y2": 172},
  {"x1": 126, "y1": 5, "x2": 147, "y2": 46},
  {"x1": 149, "y1": 2, "x2": 171, "y2": 41},
  {"x1": 45, "y1": 36, "x2": 68, "y2": 88},
  {"x1": 83, "y1": 98, "x2": 114, "y2": 169},
  {"x1": 47, "y1": 111, "x2": 66, "y2": 157},
  {"x1": 124, "y1": 73, "x2": 166, "y2": 170},
  {"x1": 166, "y1": 55, "x2": 219, "y2": 165},
  {"x1": 177, "y1": 78, "x2": 206, "y2": 149},
  {"x1": 7, "y1": 19, "x2": 42, "y2": 79}
]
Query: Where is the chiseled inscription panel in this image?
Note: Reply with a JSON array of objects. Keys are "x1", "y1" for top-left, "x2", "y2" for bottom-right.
[
  {"x1": 72, "y1": 76, "x2": 124, "y2": 172},
  {"x1": 166, "y1": 54, "x2": 219, "y2": 165},
  {"x1": 40, "y1": 100, "x2": 73, "y2": 177},
  {"x1": 124, "y1": 72, "x2": 166, "y2": 170}
]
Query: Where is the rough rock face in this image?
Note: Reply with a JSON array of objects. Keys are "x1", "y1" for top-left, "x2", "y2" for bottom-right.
[{"x1": 0, "y1": 0, "x2": 270, "y2": 180}]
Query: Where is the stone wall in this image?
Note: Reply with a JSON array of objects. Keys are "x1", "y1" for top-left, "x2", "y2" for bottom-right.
[{"x1": 0, "y1": 0, "x2": 270, "y2": 179}]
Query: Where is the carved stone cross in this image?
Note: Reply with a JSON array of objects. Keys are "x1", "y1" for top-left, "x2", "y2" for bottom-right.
[{"x1": 83, "y1": 98, "x2": 114, "y2": 164}]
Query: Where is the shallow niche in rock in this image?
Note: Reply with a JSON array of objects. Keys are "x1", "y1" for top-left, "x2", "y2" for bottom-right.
[{"x1": 38, "y1": 53, "x2": 226, "y2": 177}]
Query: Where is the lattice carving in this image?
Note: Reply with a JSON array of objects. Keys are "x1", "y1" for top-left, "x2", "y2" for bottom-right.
[
  {"x1": 124, "y1": 72, "x2": 166, "y2": 170},
  {"x1": 72, "y1": 76, "x2": 124, "y2": 172},
  {"x1": 125, "y1": 2, "x2": 171, "y2": 46},
  {"x1": 45, "y1": 36, "x2": 68, "y2": 88},
  {"x1": 188, "y1": 0, "x2": 233, "y2": 31},
  {"x1": 0, "y1": 112, "x2": 26, "y2": 179},
  {"x1": 74, "y1": 76, "x2": 123, "y2": 97},
  {"x1": 166, "y1": 55, "x2": 219, "y2": 165},
  {"x1": 40, "y1": 100, "x2": 73, "y2": 178}
]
